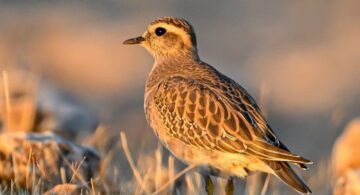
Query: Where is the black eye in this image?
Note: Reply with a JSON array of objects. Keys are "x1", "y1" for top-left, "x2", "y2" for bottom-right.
[{"x1": 155, "y1": 27, "x2": 166, "y2": 36}]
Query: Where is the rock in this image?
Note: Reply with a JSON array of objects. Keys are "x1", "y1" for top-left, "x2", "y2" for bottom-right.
[
  {"x1": 332, "y1": 118, "x2": 360, "y2": 177},
  {"x1": 333, "y1": 118, "x2": 360, "y2": 194},
  {"x1": 35, "y1": 81, "x2": 99, "y2": 138},
  {"x1": 0, "y1": 132, "x2": 100, "y2": 190},
  {"x1": 334, "y1": 169, "x2": 360, "y2": 195},
  {"x1": 44, "y1": 184, "x2": 88, "y2": 195},
  {"x1": 0, "y1": 69, "x2": 98, "y2": 139}
]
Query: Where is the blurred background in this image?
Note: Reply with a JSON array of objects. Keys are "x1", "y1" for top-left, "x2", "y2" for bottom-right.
[{"x1": 0, "y1": 0, "x2": 359, "y2": 194}]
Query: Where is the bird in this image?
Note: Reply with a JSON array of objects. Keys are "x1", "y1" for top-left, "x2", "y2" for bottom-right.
[{"x1": 123, "y1": 16, "x2": 312, "y2": 195}]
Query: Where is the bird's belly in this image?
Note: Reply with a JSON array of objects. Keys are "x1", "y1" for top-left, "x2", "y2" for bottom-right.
[{"x1": 156, "y1": 131, "x2": 272, "y2": 178}]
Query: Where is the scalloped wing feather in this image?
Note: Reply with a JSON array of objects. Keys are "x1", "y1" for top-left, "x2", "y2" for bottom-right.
[{"x1": 153, "y1": 76, "x2": 311, "y2": 164}]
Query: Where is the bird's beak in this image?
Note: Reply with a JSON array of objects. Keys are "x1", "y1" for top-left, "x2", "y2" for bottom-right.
[{"x1": 123, "y1": 36, "x2": 145, "y2": 45}]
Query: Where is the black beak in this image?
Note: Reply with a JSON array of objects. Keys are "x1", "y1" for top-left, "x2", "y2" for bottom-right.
[{"x1": 123, "y1": 36, "x2": 145, "y2": 45}]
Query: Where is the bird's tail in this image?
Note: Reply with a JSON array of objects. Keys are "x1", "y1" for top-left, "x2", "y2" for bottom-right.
[{"x1": 269, "y1": 161, "x2": 312, "y2": 194}]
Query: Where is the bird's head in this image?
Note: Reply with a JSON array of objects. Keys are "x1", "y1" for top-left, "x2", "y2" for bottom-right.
[{"x1": 123, "y1": 17, "x2": 199, "y2": 62}]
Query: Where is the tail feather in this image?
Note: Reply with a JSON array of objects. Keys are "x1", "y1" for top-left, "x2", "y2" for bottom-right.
[
  {"x1": 270, "y1": 161, "x2": 312, "y2": 194},
  {"x1": 248, "y1": 140, "x2": 313, "y2": 164}
]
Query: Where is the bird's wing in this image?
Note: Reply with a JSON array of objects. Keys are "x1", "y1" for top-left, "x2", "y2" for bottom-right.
[{"x1": 154, "y1": 76, "x2": 311, "y2": 164}]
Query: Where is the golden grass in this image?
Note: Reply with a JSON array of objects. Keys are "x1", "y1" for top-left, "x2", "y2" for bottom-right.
[
  {"x1": 1, "y1": 69, "x2": 38, "y2": 132},
  {"x1": 120, "y1": 131, "x2": 150, "y2": 194},
  {"x1": 0, "y1": 134, "x2": 331, "y2": 195},
  {"x1": 2, "y1": 71, "x2": 11, "y2": 121}
]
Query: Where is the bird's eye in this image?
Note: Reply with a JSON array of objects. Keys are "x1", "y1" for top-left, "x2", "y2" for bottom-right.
[{"x1": 155, "y1": 27, "x2": 166, "y2": 36}]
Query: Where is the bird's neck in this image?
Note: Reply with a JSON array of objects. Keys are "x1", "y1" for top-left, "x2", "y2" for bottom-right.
[
  {"x1": 146, "y1": 57, "x2": 211, "y2": 93},
  {"x1": 154, "y1": 48, "x2": 200, "y2": 64}
]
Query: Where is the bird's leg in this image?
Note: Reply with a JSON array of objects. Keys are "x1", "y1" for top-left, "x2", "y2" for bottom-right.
[
  {"x1": 203, "y1": 175, "x2": 214, "y2": 195},
  {"x1": 225, "y1": 178, "x2": 234, "y2": 195}
]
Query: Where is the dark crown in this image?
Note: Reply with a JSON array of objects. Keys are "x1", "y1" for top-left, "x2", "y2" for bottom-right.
[{"x1": 150, "y1": 17, "x2": 197, "y2": 47}]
